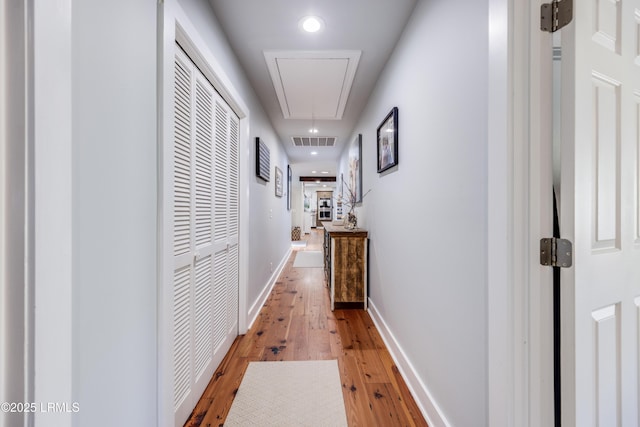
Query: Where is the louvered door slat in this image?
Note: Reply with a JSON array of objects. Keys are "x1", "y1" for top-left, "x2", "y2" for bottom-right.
[
  {"x1": 173, "y1": 266, "x2": 191, "y2": 409},
  {"x1": 212, "y1": 251, "x2": 227, "y2": 350},
  {"x1": 226, "y1": 114, "x2": 240, "y2": 332},
  {"x1": 228, "y1": 116, "x2": 239, "y2": 238},
  {"x1": 194, "y1": 79, "x2": 213, "y2": 248},
  {"x1": 194, "y1": 256, "x2": 212, "y2": 377},
  {"x1": 214, "y1": 101, "x2": 229, "y2": 243},
  {"x1": 173, "y1": 57, "x2": 192, "y2": 257},
  {"x1": 227, "y1": 244, "x2": 239, "y2": 332}
]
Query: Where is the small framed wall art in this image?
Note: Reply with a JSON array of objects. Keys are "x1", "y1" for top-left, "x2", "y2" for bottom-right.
[
  {"x1": 347, "y1": 134, "x2": 363, "y2": 203},
  {"x1": 287, "y1": 165, "x2": 292, "y2": 209},
  {"x1": 377, "y1": 107, "x2": 398, "y2": 173},
  {"x1": 275, "y1": 166, "x2": 283, "y2": 197},
  {"x1": 256, "y1": 137, "x2": 270, "y2": 181}
]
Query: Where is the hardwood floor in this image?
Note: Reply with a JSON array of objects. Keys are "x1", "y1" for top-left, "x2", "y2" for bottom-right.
[{"x1": 184, "y1": 229, "x2": 428, "y2": 427}]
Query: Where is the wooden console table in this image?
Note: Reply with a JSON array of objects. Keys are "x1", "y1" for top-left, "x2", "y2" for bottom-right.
[{"x1": 323, "y1": 223, "x2": 368, "y2": 310}]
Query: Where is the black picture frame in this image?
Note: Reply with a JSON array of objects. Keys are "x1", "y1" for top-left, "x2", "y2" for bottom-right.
[
  {"x1": 256, "y1": 137, "x2": 270, "y2": 181},
  {"x1": 377, "y1": 107, "x2": 398, "y2": 173},
  {"x1": 287, "y1": 165, "x2": 292, "y2": 210}
]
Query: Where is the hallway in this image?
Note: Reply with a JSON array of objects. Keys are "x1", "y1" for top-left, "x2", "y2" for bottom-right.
[
  {"x1": 184, "y1": 229, "x2": 427, "y2": 426},
  {"x1": 2, "y1": 1, "x2": 501, "y2": 426}
]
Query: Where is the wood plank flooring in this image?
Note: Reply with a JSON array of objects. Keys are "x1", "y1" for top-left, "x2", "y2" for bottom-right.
[{"x1": 184, "y1": 229, "x2": 428, "y2": 427}]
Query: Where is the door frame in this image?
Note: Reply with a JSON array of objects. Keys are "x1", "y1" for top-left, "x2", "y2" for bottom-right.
[
  {"x1": 488, "y1": 0, "x2": 555, "y2": 425},
  {"x1": 1, "y1": 1, "x2": 35, "y2": 425},
  {"x1": 30, "y1": 1, "x2": 75, "y2": 426},
  {"x1": 157, "y1": 2, "x2": 251, "y2": 425}
]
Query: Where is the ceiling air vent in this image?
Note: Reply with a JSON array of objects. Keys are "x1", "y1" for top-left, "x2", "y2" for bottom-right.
[{"x1": 292, "y1": 137, "x2": 336, "y2": 147}]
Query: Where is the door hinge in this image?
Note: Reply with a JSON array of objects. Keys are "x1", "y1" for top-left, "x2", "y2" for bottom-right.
[
  {"x1": 540, "y1": 237, "x2": 573, "y2": 268},
  {"x1": 540, "y1": 0, "x2": 573, "y2": 33}
]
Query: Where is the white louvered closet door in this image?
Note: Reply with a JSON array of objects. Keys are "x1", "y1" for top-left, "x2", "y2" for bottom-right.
[
  {"x1": 172, "y1": 47, "x2": 239, "y2": 427},
  {"x1": 213, "y1": 97, "x2": 240, "y2": 351}
]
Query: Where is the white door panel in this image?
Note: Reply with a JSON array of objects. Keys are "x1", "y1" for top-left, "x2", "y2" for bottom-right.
[{"x1": 560, "y1": 0, "x2": 640, "y2": 425}]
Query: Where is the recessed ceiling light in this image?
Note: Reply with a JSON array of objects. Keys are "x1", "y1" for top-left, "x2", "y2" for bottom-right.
[
  {"x1": 311, "y1": 151, "x2": 318, "y2": 156},
  {"x1": 299, "y1": 16, "x2": 324, "y2": 33},
  {"x1": 321, "y1": 171, "x2": 329, "y2": 174},
  {"x1": 309, "y1": 128, "x2": 319, "y2": 133},
  {"x1": 311, "y1": 170, "x2": 317, "y2": 174}
]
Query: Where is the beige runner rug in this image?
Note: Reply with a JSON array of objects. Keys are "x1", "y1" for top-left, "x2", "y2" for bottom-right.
[
  {"x1": 224, "y1": 360, "x2": 348, "y2": 426},
  {"x1": 293, "y1": 250, "x2": 324, "y2": 268}
]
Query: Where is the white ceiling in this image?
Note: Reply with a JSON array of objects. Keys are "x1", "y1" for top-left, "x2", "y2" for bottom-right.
[{"x1": 208, "y1": 0, "x2": 418, "y2": 176}]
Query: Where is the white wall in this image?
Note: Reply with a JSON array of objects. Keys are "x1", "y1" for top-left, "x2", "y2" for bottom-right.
[
  {"x1": 28, "y1": 2, "x2": 290, "y2": 424},
  {"x1": 177, "y1": 0, "x2": 291, "y2": 319},
  {"x1": 69, "y1": 1, "x2": 158, "y2": 425},
  {"x1": 339, "y1": 0, "x2": 489, "y2": 425}
]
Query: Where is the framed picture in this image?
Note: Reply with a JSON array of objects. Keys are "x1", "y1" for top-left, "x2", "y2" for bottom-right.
[
  {"x1": 287, "y1": 165, "x2": 292, "y2": 210},
  {"x1": 256, "y1": 137, "x2": 270, "y2": 181},
  {"x1": 347, "y1": 134, "x2": 362, "y2": 203},
  {"x1": 336, "y1": 173, "x2": 344, "y2": 220},
  {"x1": 275, "y1": 166, "x2": 283, "y2": 197},
  {"x1": 377, "y1": 107, "x2": 398, "y2": 173}
]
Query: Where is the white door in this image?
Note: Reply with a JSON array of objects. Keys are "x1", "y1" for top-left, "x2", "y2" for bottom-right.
[
  {"x1": 172, "y1": 47, "x2": 239, "y2": 426},
  {"x1": 212, "y1": 93, "x2": 240, "y2": 358},
  {"x1": 559, "y1": 0, "x2": 640, "y2": 425}
]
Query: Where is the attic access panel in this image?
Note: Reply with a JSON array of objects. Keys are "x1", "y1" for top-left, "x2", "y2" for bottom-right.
[{"x1": 264, "y1": 50, "x2": 361, "y2": 120}]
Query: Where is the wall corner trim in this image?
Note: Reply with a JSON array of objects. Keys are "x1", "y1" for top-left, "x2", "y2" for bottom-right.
[
  {"x1": 246, "y1": 248, "x2": 292, "y2": 330},
  {"x1": 367, "y1": 299, "x2": 452, "y2": 427}
]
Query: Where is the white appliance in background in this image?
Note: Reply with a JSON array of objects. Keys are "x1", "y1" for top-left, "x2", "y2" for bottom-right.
[{"x1": 303, "y1": 210, "x2": 314, "y2": 234}]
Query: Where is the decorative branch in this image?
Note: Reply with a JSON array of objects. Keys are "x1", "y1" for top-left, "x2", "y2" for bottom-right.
[{"x1": 336, "y1": 180, "x2": 370, "y2": 213}]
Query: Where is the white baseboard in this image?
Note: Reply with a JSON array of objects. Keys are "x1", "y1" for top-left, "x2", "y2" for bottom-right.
[
  {"x1": 246, "y1": 248, "x2": 292, "y2": 331},
  {"x1": 367, "y1": 298, "x2": 451, "y2": 427}
]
